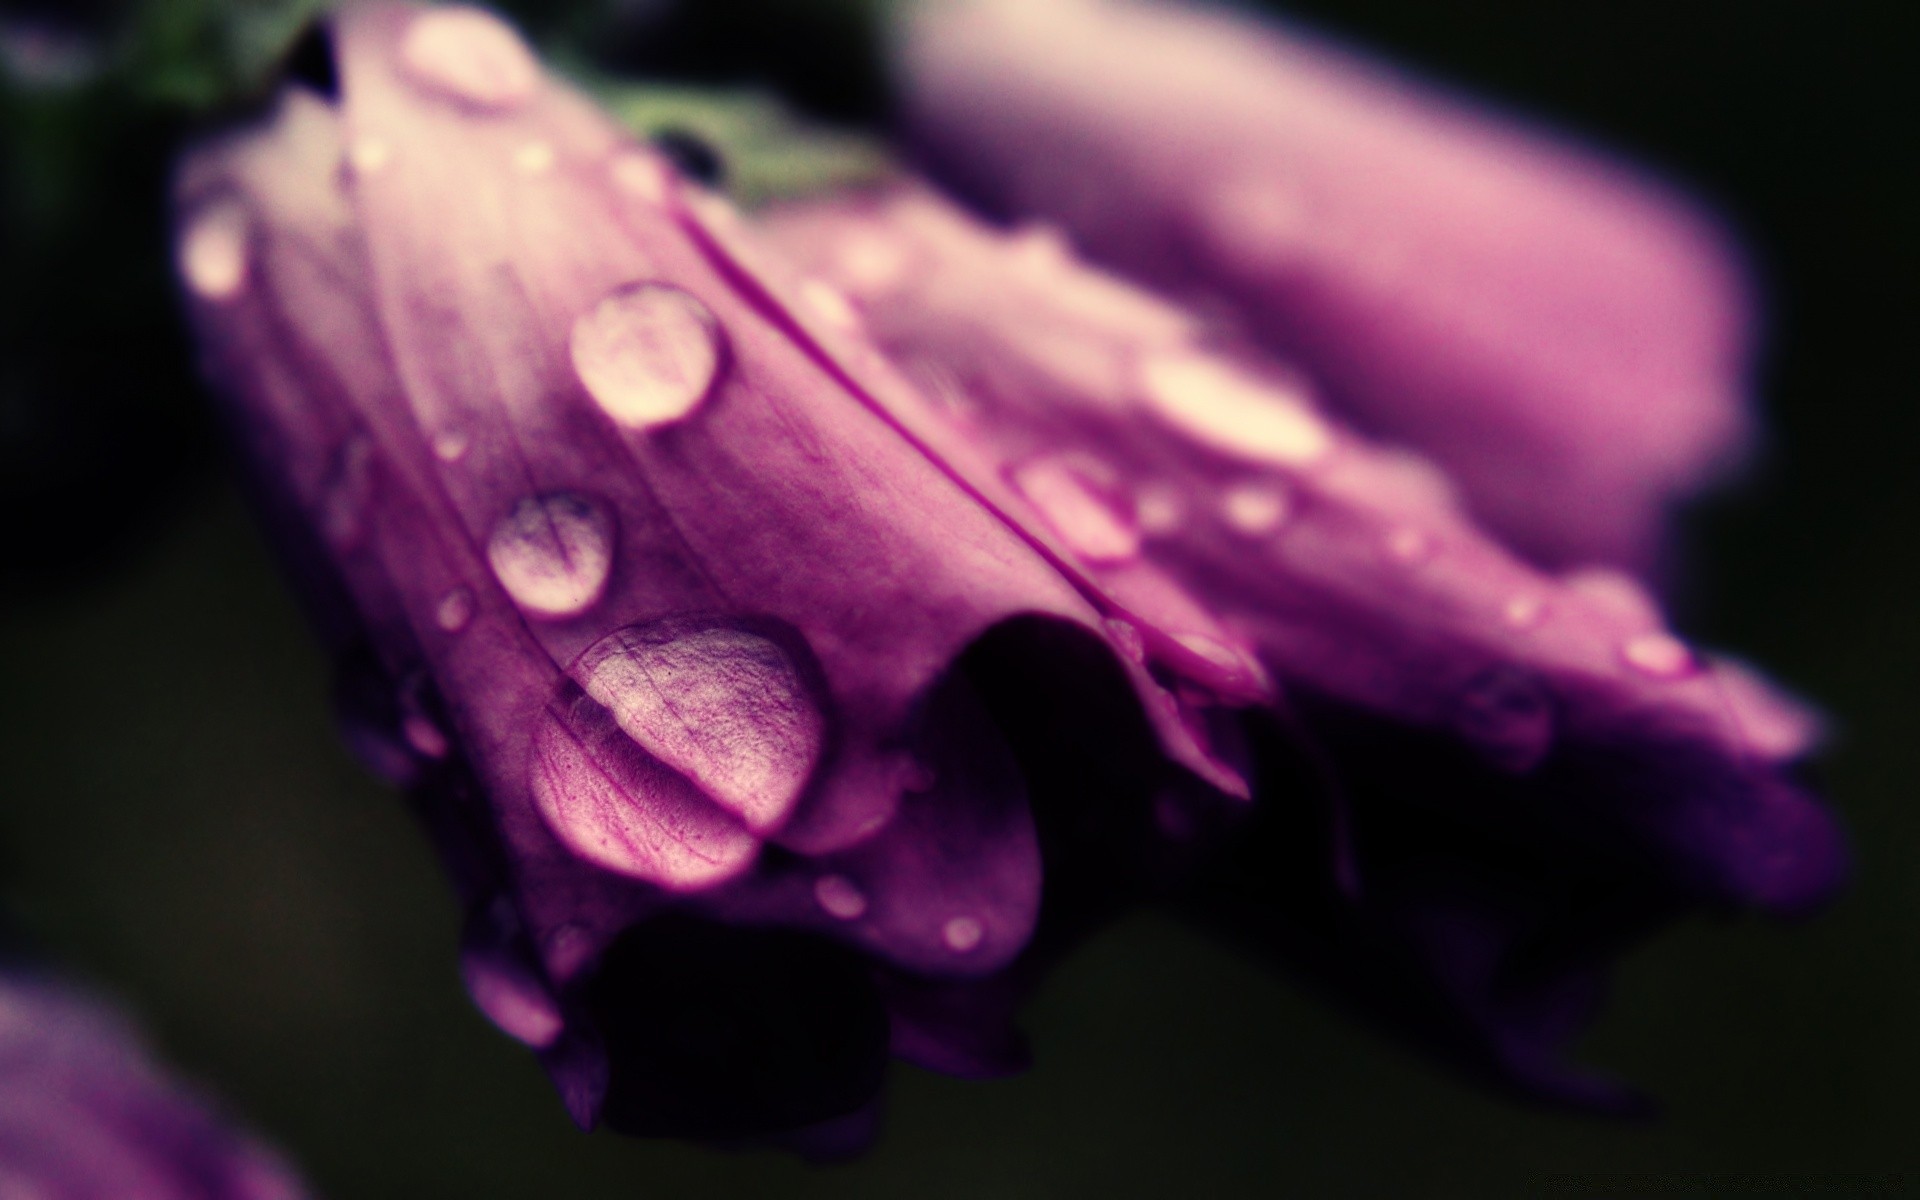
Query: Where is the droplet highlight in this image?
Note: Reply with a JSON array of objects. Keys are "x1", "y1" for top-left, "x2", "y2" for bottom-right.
[
  {"x1": 348, "y1": 136, "x2": 391, "y2": 175},
  {"x1": 814, "y1": 874, "x2": 868, "y2": 921},
  {"x1": 942, "y1": 916, "x2": 985, "y2": 953},
  {"x1": 399, "y1": 6, "x2": 539, "y2": 112},
  {"x1": 1622, "y1": 632, "x2": 1696, "y2": 679},
  {"x1": 435, "y1": 586, "x2": 475, "y2": 633},
  {"x1": 1220, "y1": 481, "x2": 1290, "y2": 536},
  {"x1": 1386, "y1": 526, "x2": 1432, "y2": 564},
  {"x1": 1138, "y1": 353, "x2": 1332, "y2": 468},
  {"x1": 576, "y1": 618, "x2": 827, "y2": 833},
  {"x1": 178, "y1": 199, "x2": 249, "y2": 301},
  {"x1": 571, "y1": 282, "x2": 725, "y2": 430},
  {"x1": 1502, "y1": 594, "x2": 1546, "y2": 630},
  {"x1": 512, "y1": 140, "x2": 554, "y2": 174},
  {"x1": 486, "y1": 492, "x2": 615, "y2": 620},
  {"x1": 1010, "y1": 457, "x2": 1141, "y2": 564},
  {"x1": 800, "y1": 278, "x2": 860, "y2": 329}
]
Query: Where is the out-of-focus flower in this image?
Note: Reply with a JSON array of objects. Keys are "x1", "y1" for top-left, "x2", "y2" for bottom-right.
[
  {"x1": 174, "y1": 0, "x2": 1841, "y2": 1148},
  {"x1": 761, "y1": 185, "x2": 1840, "y2": 1106},
  {"x1": 0, "y1": 969, "x2": 308, "y2": 1199},
  {"x1": 897, "y1": 0, "x2": 1757, "y2": 572}
]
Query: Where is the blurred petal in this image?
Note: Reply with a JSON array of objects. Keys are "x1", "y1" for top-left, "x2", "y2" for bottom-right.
[{"x1": 898, "y1": 0, "x2": 1756, "y2": 570}]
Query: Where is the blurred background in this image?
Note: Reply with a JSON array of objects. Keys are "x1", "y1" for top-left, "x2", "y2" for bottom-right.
[{"x1": 0, "y1": 0, "x2": 1912, "y2": 1195}]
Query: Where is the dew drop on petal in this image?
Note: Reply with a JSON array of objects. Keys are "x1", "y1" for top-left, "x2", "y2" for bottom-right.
[
  {"x1": 610, "y1": 151, "x2": 671, "y2": 204},
  {"x1": 942, "y1": 916, "x2": 985, "y2": 953},
  {"x1": 178, "y1": 198, "x2": 249, "y2": 301},
  {"x1": 512, "y1": 140, "x2": 554, "y2": 174},
  {"x1": 432, "y1": 427, "x2": 470, "y2": 462},
  {"x1": 402, "y1": 713, "x2": 449, "y2": 759},
  {"x1": 1622, "y1": 632, "x2": 1696, "y2": 678},
  {"x1": 576, "y1": 620, "x2": 827, "y2": 833},
  {"x1": 1010, "y1": 456, "x2": 1142, "y2": 564},
  {"x1": 529, "y1": 698, "x2": 759, "y2": 890},
  {"x1": 1220, "y1": 481, "x2": 1290, "y2": 536},
  {"x1": 459, "y1": 951, "x2": 563, "y2": 1048},
  {"x1": 1134, "y1": 485, "x2": 1186, "y2": 536},
  {"x1": 814, "y1": 874, "x2": 868, "y2": 921},
  {"x1": 1502, "y1": 594, "x2": 1546, "y2": 630},
  {"x1": 571, "y1": 282, "x2": 725, "y2": 430},
  {"x1": 348, "y1": 136, "x2": 391, "y2": 175},
  {"x1": 837, "y1": 232, "x2": 908, "y2": 292},
  {"x1": 800, "y1": 278, "x2": 860, "y2": 329},
  {"x1": 435, "y1": 586, "x2": 475, "y2": 633},
  {"x1": 399, "y1": 6, "x2": 540, "y2": 112},
  {"x1": 1452, "y1": 666, "x2": 1556, "y2": 773},
  {"x1": 486, "y1": 492, "x2": 615, "y2": 620},
  {"x1": 1138, "y1": 353, "x2": 1332, "y2": 468}
]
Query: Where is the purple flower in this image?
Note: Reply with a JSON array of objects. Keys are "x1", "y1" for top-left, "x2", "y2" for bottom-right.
[
  {"x1": 898, "y1": 0, "x2": 1757, "y2": 572},
  {"x1": 174, "y1": 0, "x2": 1841, "y2": 1147},
  {"x1": 0, "y1": 970, "x2": 308, "y2": 1199}
]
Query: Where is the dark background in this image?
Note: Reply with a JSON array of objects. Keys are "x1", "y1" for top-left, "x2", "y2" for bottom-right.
[{"x1": 0, "y1": 0, "x2": 1913, "y2": 1195}]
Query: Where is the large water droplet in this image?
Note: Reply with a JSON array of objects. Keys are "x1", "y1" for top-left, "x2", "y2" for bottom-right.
[
  {"x1": 1134, "y1": 485, "x2": 1185, "y2": 536},
  {"x1": 399, "y1": 7, "x2": 539, "y2": 112},
  {"x1": 1010, "y1": 457, "x2": 1141, "y2": 564},
  {"x1": 1220, "y1": 481, "x2": 1290, "y2": 535},
  {"x1": 178, "y1": 198, "x2": 249, "y2": 301},
  {"x1": 1452, "y1": 666, "x2": 1556, "y2": 773},
  {"x1": 436, "y1": 586, "x2": 475, "y2": 632},
  {"x1": 611, "y1": 152, "x2": 671, "y2": 204},
  {"x1": 1622, "y1": 632, "x2": 1696, "y2": 678},
  {"x1": 487, "y1": 492, "x2": 615, "y2": 620},
  {"x1": 459, "y1": 950, "x2": 562, "y2": 1048},
  {"x1": 576, "y1": 618, "x2": 827, "y2": 833},
  {"x1": 571, "y1": 282, "x2": 725, "y2": 430},
  {"x1": 529, "y1": 693, "x2": 759, "y2": 890},
  {"x1": 1138, "y1": 353, "x2": 1332, "y2": 468},
  {"x1": 941, "y1": 916, "x2": 985, "y2": 953},
  {"x1": 813, "y1": 874, "x2": 868, "y2": 921}
]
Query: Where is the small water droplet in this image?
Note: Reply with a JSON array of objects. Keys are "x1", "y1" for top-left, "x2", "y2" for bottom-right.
[
  {"x1": 1138, "y1": 353, "x2": 1332, "y2": 468},
  {"x1": 837, "y1": 232, "x2": 908, "y2": 292},
  {"x1": 610, "y1": 151, "x2": 670, "y2": 204},
  {"x1": 814, "y1": 874, "x2": 868, "y2": 921},
  {"x1": 399, "y1": 6, "x2": 539, "y2": 112},
  {"x1": 1220, "y1": 481, "x2": 1290, "y2": 535},
  {"x1": 1386, "y1": 526, "x2": 1431, "y2": 563},
  {"x1": 178, "y1": 199, "x2": 249, "y2": 301},
  {"x1": 348, "y1": 136, "x2": 391, "y2": 175},
  {"x1": 512, "y1": 140, "x2": 554, "y2": 174},
  {"x1": 1010, "y1": 456, "x2": 1141, "y2": 564},
  {"x1": 1453, "y1": 666, "x2": 1556, "y2": 773},
  {"x1": 403, "y1": 713, "x2": 449, "y2": 759},
  {"x1": 800, "y1": 278, "x2": 860, "y2": 329},
  {"x1": 1134, "y1": 485, "x2": 1185, "y2": 536},
  {"x1": 571, "y1": 282, "x2": 725, "y2": 430},
  {"x1": 576, "y1": 618, "x2": 828, "y2": 833},
  {"x1": 1565, "y1": 567, "x2": 1662, "y2": 626},
  {"x1": 486, "y1": 492, "x2": 615, "y2": 620},
  {"x1": 431, "y1": 427, "x2": 470, "y2": 462},
  {"x1": 435, "y1": 586, "x2": 475, "y2": 632},
  {"x1": 459, "y1": 951, "x2": 562, "y2": 1047},
  {"x1": 1622, "y1": 632, "x2": 1695, "y2": 678},
  {"x1": 1502, "y1": 594, "x2": 1546, "y2": 629},
  {"x1": 942, "y1": 915, "x2": 985, "y2": 953}
]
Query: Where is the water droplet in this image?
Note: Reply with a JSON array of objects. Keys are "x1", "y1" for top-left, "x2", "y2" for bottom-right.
[
  {"x1": 571, "y1": 282, "x2": 725, "y2": 430},
  {"x1": 399, "y1": 6, "x2": 539, "y2": 112},
  {"x1": 348, "y1": 136, "x2": 391, "y2": 175},
  {"x1": 529, "y1": 694, "x2": 759, "y2": 890},
  {"x1": 1502, "y1": 594, "x2": 1546, "y2": 630},
  {"x1": 576, "y1": 618, "x2": 827, "y2": 833},
  {"x1": 813, "y1": 874, "x2": 868, "y2": 921},
  {"x1": 800, "y1": 278, "x2": 860, "y2": 329},
  {"x1": 402, "y1": 713, "x2": 449, "y2": 759},
  {"x1": 1134, "y1": 485, "x2": 1185, "y2": 535},
  {"x1": 459, "y1": 951, "x2": 562, "y2": 1047},
  {"x1": 512, "y1": 140, "x2": 554, "y2": 174},
  {"x1": 1138, "y1": 353, "x2": 1332, "y2": 468},
  {"x1": 435, "y1": 586, "x2": 475, "y2": 632},
  {"x1": 1010, "y1": 456, "x2": 1141, "y2": 564},
  {"x1": 1622, "y1": 632, "x2": 1695, "y2": 678},
  {"x1": 610, "y1": 152, "x2": 670, "y2": 204},
  {"x1": 486, "y1": 492, "x2": 615, "y2": 620},
  {"x1": 942, "y1": 915, "x2": 985, "y2": 953},
  {"x1": 1386, "y1": 526, "x2": 1431, "y2": 563},
  {"x1": 1452, "y1": 666, "x2": 1556, "y2": 773},
  {"x1": 178, "y1": 199, "x2": 249, "y2": 301},
  {"x1": 431, "y1": 427, "x2": 470, "y2": 462},
  {"x1": 1565, "y1": 567, "x2": 1661, "y2": 626},
  {"x1": 837, "y1": 232, "x2": 908, "y2": 292},
  {"x1": 1220, "y1": 481, "x2": 1290, "y2": 535}
]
